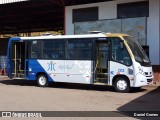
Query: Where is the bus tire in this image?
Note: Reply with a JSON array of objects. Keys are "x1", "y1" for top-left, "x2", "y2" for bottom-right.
[
  {"x1": 37, "y1": 74, "x2": 48, "y2": 87},
  {"x1": 114, "y1": 77, "x2": 130, "y2": 93}
]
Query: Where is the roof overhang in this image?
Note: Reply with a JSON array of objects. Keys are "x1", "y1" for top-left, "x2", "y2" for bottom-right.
[{"x1": 0, "y1": 0, "x2": 113, "y2": 34}]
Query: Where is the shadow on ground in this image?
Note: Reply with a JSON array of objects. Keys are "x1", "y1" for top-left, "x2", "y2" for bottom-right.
[
  {"x1": 118, "y1": 85, "x2": 160, "y2": 120},
  {"x1": 0, "y1": 79, "x2": 147, "y2": 93}
]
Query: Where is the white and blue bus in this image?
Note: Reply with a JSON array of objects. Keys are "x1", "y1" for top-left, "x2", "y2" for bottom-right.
[{"x1": 6, "y1": 32, "x2": 153, "y2": 92}]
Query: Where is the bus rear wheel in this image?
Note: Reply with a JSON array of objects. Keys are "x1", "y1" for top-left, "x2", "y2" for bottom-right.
[
  {"x1": 114, "y1": 77, "x2": 130, "y2": 93},
  {"x1": 37, "y1": 74, "x2": 48, "y2": 87}
]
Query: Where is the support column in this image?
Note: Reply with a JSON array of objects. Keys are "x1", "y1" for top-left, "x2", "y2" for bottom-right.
[{"x1": 148, "y1": 0, "x2": 160, "y2": 81}]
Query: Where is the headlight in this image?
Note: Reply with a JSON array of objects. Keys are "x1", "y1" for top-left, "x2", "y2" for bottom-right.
[{"x1": 138, "y1": 67, "x2": 144, "y2": 75}]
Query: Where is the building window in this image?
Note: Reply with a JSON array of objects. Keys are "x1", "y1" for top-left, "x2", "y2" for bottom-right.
[
  {"x1": 73, "y1": 7, "x2": 98, "y2": 23},
  {"x1": 67, "y1": 38, "x2": 93, "y2": 60},
  {"x1": 117, "y1": 1, "x2": 149, "y2": 18}
]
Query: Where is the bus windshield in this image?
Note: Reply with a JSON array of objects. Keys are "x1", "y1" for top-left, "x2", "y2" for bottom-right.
[{"x1": 124, "y1": 36, "x2": 151, "y2": 65}]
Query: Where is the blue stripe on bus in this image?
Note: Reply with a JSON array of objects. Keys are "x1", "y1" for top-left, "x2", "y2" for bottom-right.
[{"x1": 28, "y1": 60, "x2": 54, "y2": 82}]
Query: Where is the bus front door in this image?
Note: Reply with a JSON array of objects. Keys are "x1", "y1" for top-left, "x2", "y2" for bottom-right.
[
  {"x1": 10, "y1": 42, "x2": 29, "y2": 79},
  {"x1": 95, "y1": 41, "x2": 109, "y2": 83}
]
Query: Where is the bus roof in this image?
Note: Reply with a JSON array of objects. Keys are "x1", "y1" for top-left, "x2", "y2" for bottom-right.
[
  {"x1": 105, "y1": 33, "x2": 129, "y2": 37},
  {"x1": 9, "y1": 33, "x2": 130, "y2": 41}
]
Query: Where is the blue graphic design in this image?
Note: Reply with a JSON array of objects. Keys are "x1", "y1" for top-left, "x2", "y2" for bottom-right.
[
  {"x1": 28, "y1": 60, "x2": 53, "y2": 82},
  {"x1": 47, "y1": 61, "x2": 56, "y2": 71},
  {"x1": 110, "y1": 71, "x2": 114, "y2": 75}
]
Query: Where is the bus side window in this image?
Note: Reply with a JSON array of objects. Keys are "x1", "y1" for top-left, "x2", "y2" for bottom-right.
[
  {"x1": 31, "y1": 40, "x2": 42, "y2": 59},
  {"x1": 51, "y1": 52, "x2": 58, "y2": 59},
  {"x1": 31, "y1": 52, "x2": 37, "y2": 59},
  {"x1": 67, "y1": 38, "x2": 93, "y2": 60},
  {"x1": 42, "y1": 39, "x2": 65, "y2": 60},
  {"x1": 43, "y1": 52, "x2": 49, "y2": 59},
  {"x1": 112, "y1": 38, "x2": 132, "y2": 66}
]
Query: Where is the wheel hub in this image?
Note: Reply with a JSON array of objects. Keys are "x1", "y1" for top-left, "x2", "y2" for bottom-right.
[
  {"x1": 39, "y1": 76, "x2": 46, "y2": 86},
  {"x1": 117, "y1": 80, "x2": 127, "y2": 90}
]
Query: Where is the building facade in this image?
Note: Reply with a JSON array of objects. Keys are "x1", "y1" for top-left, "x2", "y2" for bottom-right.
[{"x1": 65, "y1": 0, "x2": 160, "y2": 81}]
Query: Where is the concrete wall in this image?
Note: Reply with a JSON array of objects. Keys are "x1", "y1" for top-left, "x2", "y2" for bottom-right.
[
  {"x1": 65, "y1": 0, "x2": 147, "y2": 34},
  {"x1": 65, "y1": 0, "x2": 160, "y2": 66},
  {"x1": 147, "y1": 0, "x2": 160, "y2": 65}
]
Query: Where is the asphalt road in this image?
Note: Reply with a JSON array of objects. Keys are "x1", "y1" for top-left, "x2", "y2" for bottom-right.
[{"x1": 0, "y1": 76, "x2": 159, "y2": 120}]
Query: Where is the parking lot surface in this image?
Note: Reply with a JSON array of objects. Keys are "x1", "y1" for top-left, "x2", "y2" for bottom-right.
[{"x1": 0, "y1": 76, "x2": 159, "y2": 120}]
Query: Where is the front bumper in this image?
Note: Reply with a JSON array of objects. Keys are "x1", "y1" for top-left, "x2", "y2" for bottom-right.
[{"x1": 133, "y1": 73, "x2": 153, "y2": 87}]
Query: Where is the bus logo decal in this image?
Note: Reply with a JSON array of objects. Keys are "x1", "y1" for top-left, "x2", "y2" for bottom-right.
[
  {"x1": 58, "y1": 64, "x2": 74, "y2": 70},
  {"x1": 47, "y1": 61, "x2": 56, "y2": 71},
  {"x1": 110, "y1": 71, "x2": 114, "y2": 75},
  {"x1": 118, "y1": 69, "x2": 125, "y2": 72},
  {"x1": 65, "y1": 64, "x2": 74, "y2": 70}
]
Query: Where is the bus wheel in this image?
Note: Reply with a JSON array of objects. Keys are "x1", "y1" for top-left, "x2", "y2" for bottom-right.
[
  {"x1": 114, "y1": 77, "x2": 130, "y2": 93},
  {"x1": 37, "y1": 74, "x2": 48, "y2": 87}
]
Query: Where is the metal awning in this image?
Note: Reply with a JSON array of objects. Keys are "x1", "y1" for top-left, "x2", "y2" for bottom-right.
[
  {"x1": 0, "y1": 0, "x2": 113, "y2": 34},
  {"x1": 0, "y1": 0, "x2": 27, "y2": 4}
]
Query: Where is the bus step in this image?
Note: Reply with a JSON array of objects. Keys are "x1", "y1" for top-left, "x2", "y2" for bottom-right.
[
  {"x1": 12, "y1": 73, "x2": 24, "y2": 75},
  {"x1": 97, "y1": 73, "x2": 108, "y2": 75},
  {"x1": 94, "y1": 82, "x2": 107, "y2": 85},
  {"x1": 96, "y1": 73, "x2": 108, "y2": 78},
  {"x1": 12, "y1": 77, "x2": 25, "y2": 80},
  {"x1": 17, "y1": 73, "x2": 24, "y2": 75},
  {"x1": 97, "y1": 78, "x2": 108, "y2": 80},
  {"x1": 95, "y1": 78, "x2": 108, "y2": 83},
  {"x1": 18, "y1": 74, "x2": 25, "y2": 78},
  {"x1": 96, "y1": 68, "x2": 108, "y2": 73},
  {"x1": 97, "y1": 73, "x2": 108, "y2": 76}
]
